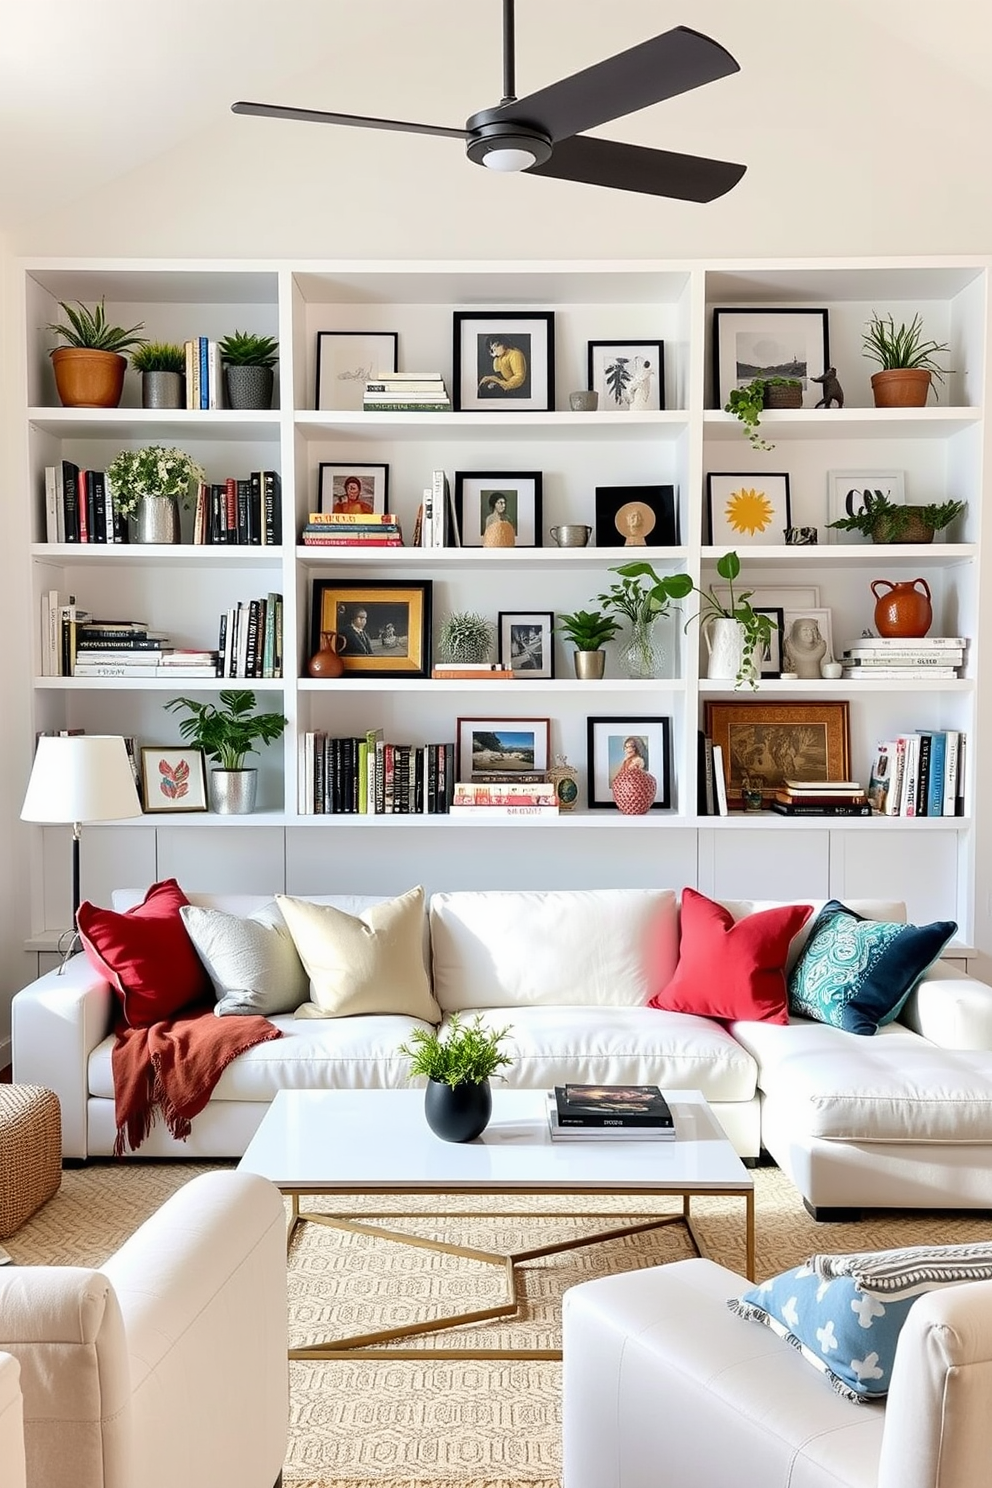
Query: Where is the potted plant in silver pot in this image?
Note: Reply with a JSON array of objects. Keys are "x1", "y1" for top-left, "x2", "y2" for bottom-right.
[
  {"x1": 130, "y1": 342, "x2": 186, "y2": 409},
  {"x1": 164, "y1": 688, "x2": 288, "y2": 813},
  {"x1": 106, "y1": 444, "x2": 205, "y2": 544}
]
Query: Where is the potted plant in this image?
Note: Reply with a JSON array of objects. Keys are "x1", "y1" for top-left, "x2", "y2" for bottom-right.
[
  {"x1": 556, "y1": 607, "x2": 622, "y2": 679},
  {"x1": 106, "y1": 445, "x2": 206, "y2": 544},
  {"x1": 595, "y1": 573, "x2": 672, "y2": 678},
  {"x1": 615, "y1": 551, "x2": 772, "y2": 688},
  {"x1": 398, "y1": 1012, "x2": 514, "y2": 1142},
  {"x1": 218, "y1": 329, "x2": 279, "y2": 410},
  {"x1": 46, "y1": 298, "x2": 147, "y2": 409},
  {"x1": 863, "y1": 311, "x2": 952, "y2": 407},
  {"x1": 724, "y1": 375, "x2": 803, "y2": 451},
  {"x1": 130, "y1": 342, "x2": 186, "y2": 410},
  {"x1": 827, "y1": 490, "x2": 966, "y2": 545},
  {"x1": 436, "y1": 610, "x2": 494, "y2": 664},
  {"x1": 164, "y1": 687, "x2": 287, "y2": 814}
]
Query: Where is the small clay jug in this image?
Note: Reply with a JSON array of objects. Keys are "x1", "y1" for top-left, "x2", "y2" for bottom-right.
[
  {"x1": 871, "y1": 578, "x2": 933, "y2": 638},
  {"x1": 307, "y1": 631, "x2": 347, "y2": 678}
]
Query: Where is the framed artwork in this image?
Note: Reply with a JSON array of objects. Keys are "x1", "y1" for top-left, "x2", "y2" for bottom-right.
[
  {"x1": 587, "y1": 716, "x2": 673, "y2": 810},
  {"x1": 498, "y1": 610, "x2": 555, "y2": 679},
  {"x1": 317, "y1": 462, "x2": 389, "y2": 516},
  {"x1": 456, "y1": 717, "x2": 551, "y2": 783},
  {"x1": 704, "y1": 700, "x2": 850, "y2": 807},
  {"x1": 594, "y1": 484, "x2": 679, "y2": 547},
  {"x1": 455, "y1": 470, "x2": 543, "y2": 547},
  {"x1": 452, "y1": 311, "x2": 555, "y2": 412},
  {"x1": 140, "y1": 747, "x2": 207, "y2": 813},
  {"x1": 706, "y1": 472, "x2": 791, "y2": 546},
  {"x1": 587, "y1": 340, "x2": 665, "y2": 412},
  {"x1": 826, "y1": 469, "x2": 906, "y2": 544},
  {"x1": 782, "y1": 607, "x2": 835, "y2": 668},
  {"x1": 716, "y1": 583, "x2": 820, "y2": 614},
  {"x1": 712, "y1": 308, "x2": 830, "y2": 409},
  {"x1": 309, "y1": 579, "x2": 432, "y2": 677},
  {"x1": 315, "y1": 331, "x2": 398, "y2": 411},
  {"x1": 753, "y1": 606, "x2": 784, "y2": 679}
]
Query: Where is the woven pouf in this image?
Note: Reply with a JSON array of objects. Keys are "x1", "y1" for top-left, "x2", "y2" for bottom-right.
[{"x1": 0, "y1": 1085, "x2": 62, "y2": 1238}]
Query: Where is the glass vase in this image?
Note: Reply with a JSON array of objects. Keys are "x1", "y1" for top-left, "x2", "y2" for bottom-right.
[{"x1": 618, "y1": 615, "x2": 665, "y2": 679}]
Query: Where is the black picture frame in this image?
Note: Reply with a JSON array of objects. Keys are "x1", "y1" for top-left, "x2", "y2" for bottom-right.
[
  {"x1": 498, "y1": 610, "x2": 555, "y2": 679},
  {"x1": 594, "y1": 484, "x2": 679, "y2": 548},
  {"x1": 455, "y1": 470, "x2": 544, "y2": 548},
  {"x1": 753, "y1": 607, "x2": 785, "y2": 679},
  {"x1": 309, "y1": 578, "x2": 432, "y2": 678},
  {"x1": 315, "y1": 330, "x2": 398, "y2": 411},
  {"x1": 587, "y1": 339, "x2": 665, "y2": 412},
  {"x1": 712, "y1": 308, "x2": 830, "y2": 410},
  {"x1": 706, "y1": 472, "x2": 792, "y2": 546},
  {"x1": 452, "y1": 311, "x2": 555, "y2": 412},
  {"x1": 587, "y1": 716, "x2": 673, "y2": 810}
]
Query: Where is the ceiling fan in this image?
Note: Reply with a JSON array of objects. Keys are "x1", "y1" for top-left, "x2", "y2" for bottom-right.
[{"x1": 232, "y1": 4, "x2": 746, "y2": 202}]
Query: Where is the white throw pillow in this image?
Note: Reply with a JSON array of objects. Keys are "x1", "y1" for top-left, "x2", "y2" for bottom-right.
[{"x1": 180, "y1": 901, "x2": 309, "y2": 1016}]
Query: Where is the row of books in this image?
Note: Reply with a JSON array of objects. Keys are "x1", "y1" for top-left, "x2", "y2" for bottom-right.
[
  {"x1": 191, "y1": 472, "x2": 282, "y2": 545},
  {"x1": 301, "y1": 511, "x2": 403, "y2": 547},
  {"x1": 184, "y1": 337, "x2": 223, "y2": 410},
  {"x1": 417, "y1": 469, "x2": 461, "y2": 547},
  {"x1": 867, "y1": 731, "x2": 966, "y2": 817},
  {"x1": 298, "y1": 731, "x2": 457, "y2": 815},
  {"x1": 841, "y1": 635, "x2": 966, "y2": 681},
  {"x1": 44, "y1": 462, "x2": 127, "y2": 544},
  {"x1": 696, "y1": 734, "x2": 729, "y2": 815},
  {"x1": 363, "y1": 372, "x2": 452, "y2": 413},
  {"x1": 450, "y1": 781, "x2": 559, "y2": 818},
  {"x1": 547, "y1": 1084, "x2": 675, "y2": 1142},
  {"x1": 217, "y1": 594, "x2": 284, "y2": 679}
]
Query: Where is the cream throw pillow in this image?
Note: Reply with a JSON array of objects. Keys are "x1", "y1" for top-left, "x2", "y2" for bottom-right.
[{"x1": 277, "y1": 885, "x2": 440, "y2": 1020}]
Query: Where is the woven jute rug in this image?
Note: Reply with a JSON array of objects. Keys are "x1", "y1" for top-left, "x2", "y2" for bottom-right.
[{"x1": 7, "y1": 1159, "x2": 992, "y2": 1488}]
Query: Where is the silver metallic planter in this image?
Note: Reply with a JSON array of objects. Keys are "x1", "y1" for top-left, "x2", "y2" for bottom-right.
[
  {"x1": 141, "y1": 370, "x2": 185, "y2": 409},
  {"x1": 134, "y1": 494, "x2": 180, "y2": 544},
  {"x1": 573, "y1": 650, "x2": 606, "y2": 680},
  {"x1": 209, "y1": 768, "x2": 258, "y2": 814}
]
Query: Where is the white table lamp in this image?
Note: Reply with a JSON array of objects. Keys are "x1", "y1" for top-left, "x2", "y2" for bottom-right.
[{"x1": 21, "y1": 735, "x2": 143, "y2": 935}]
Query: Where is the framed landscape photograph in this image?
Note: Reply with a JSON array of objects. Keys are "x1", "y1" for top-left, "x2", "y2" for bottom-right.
[
  {"x1": 753, "y1": 606, "x2": 785, "y2": 679},
  {"x1": 456, "y1": 717, "x2": 551, "y2": 783},
  {"x1": 310, "y1": 578, "x2": 432, "y2": 677},
  {"x1": 315, "y1": 330, "x2": 398, "y2": 411},
  {"x1": 318, "y1": 462, "x2": 389, "y2": 516},
  {"x1": 587, "y1": 339, "x2": 665, "y2": 411},
  {"x1": 452, "y1": 311, "x2": 555, "y2": 413},
  {"x1": 706, "y1": 472, "x2": 791, "y2": 546},
  {"x1": 455, "y1": 470, "x2": 543, "y2": 547},
  {"x1": 498, "y1": 610, "x2": 555, "y2": 679},
  {"x1": 587, "y1": 716, "x2": 672, "y2": 810},
  {"x1": 594, "y1": 483, "x2": 679, "y2": 547},
  {"x1": 140, "y1": 747, "x2": 207, "y2": 813},
  {"x1": 704, "y1": 700, "x2": 850, "y2": 807},
  {"x1": 712, "y1": 308, "x2": 830, "y2": 409},
  {"x1": 826, "y1": 468, "x2": 906, "y2": 544}
]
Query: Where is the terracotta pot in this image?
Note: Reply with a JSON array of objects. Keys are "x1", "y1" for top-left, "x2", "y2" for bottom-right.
[
  {"x1": 612, "y1": 768, "x2": 657, "y2": 815},
  {"x1": 51, "y1": 347, "x2": 126, "y2": 408},
  {"x1": 871, "y1": 578, "x2": 933, "y2": 638},
  {"x1": 307, "y1": 631, "x2": 347, "y2": 678},
  {"x1": 870, "y1": 368, "x2": 932, "y2": 408}
]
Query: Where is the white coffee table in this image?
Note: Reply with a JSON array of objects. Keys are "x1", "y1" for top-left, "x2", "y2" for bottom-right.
[{"x1": 238, "y1": 1087, "x2": 754, "y2": 1359}]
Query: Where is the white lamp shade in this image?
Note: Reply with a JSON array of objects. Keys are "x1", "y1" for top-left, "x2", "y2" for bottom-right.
[{"x1": 21, "y1": 735, "x2": 143, "y2": 825}]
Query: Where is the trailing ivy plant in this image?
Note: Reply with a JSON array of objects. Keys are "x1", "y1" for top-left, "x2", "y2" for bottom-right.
[{"x1": 724, "y1": 375, "x2": 801, "y2": 451}]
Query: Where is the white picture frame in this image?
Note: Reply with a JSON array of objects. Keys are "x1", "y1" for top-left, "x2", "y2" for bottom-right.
[
  {"x1": 315, "y1": 331, "x2": 398, "y2": 411},
  {"x1": 706, "y1": 472, "x2": 792, "y2": 546},
  {"x1": 782, "y1": 607, "x2": 835, "y2": 670},
  {"x1": 826, "y1": 469, "x2": 906, "y2": 544}
]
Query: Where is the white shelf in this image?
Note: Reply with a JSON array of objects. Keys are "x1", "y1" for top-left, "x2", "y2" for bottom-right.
[
  {"x1": 296, "y1": 546, "x2": 687, "y2": 570},
  {"x1": 699, "y1": 679, "x2": 974, "y2": 696},
  {"x1": 703, "y1": 408, "x2": 983, "y2": 440},
  {"x1": 699, "y1": 544, "x2": 976, "y2": 569},
  {"x1": 28, "y1": 407, "x2": 281, "y2": 441},
  {"x1": 298, "y1": 676, "x2": 685, "y2": 693},
  {"x1": 33, "y1": 543, "x2": 284, "y2": 567},
  {"x1": 35, "y1": 676, "x2": 286, "y2": 691}
]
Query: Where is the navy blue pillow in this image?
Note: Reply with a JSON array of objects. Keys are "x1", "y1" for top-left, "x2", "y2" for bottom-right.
[{"x1": 787, "y1": 899, "x2": 956, "y2": 1036}]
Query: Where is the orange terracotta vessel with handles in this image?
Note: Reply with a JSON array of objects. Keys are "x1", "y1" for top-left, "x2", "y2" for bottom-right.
[
  {"x1": 307, "y1": 631, "x2": 347, "y2": 678},
  {"x1": 870, "y1": 578, "x2": 933, "y2": 638}
]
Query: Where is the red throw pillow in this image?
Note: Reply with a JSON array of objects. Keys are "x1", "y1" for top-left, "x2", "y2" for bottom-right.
[
  {"x1": 647, "y1": 887, "x2": 813, "y2": 1024},
  {"x1": 77, "y1": 878, "x2": 210, "y2": 1028}
]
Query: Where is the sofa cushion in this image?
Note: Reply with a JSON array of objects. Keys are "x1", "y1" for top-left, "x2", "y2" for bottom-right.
[
  {"x1": 180, "y1": 902, "x2": 309, "y2": 1017},
  {"x1": 647, "y1": 888, "x2": 812, "y2": 1024},
  {"x1": 277, "y1": 885, "x2": 441, "y2": 1022},
  {"x1": 717, "y1": 899, "x2": 908, "y2": 974},
  {"x1": 788, "y1": 900, "x2": 957, "y2": 1036},
  {"x1": 430, "y1": 889, "x2": 678, "y2": 1011},
  {"x1": 77, "y1": 878, "x2": 210, "y2": 1028}
]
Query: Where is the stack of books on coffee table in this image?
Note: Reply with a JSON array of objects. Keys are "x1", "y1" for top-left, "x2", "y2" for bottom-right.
[{"x1": 546, "y1": 1083, "x2": 676, "y2": 1141}]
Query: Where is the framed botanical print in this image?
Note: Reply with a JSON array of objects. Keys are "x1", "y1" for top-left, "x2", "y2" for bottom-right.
[
  {"x1": 498, "y1": 610, "x2": 555, "y2": 678},
  {"x1": 587, "y1": 340, "x2": 665, "y2": 411},
  {"x1": 706, "y1": 472, "x2": 791, "y2": 545},
  {"x1": 712, "y1": 308, "x2": 830, "y2": 409},
  {"x1": 452, "y1": 311, "x2": 555, "y2": 412},
  {"x1": 587, "y1": 716, "x2": 673, "y2": 810},
  {"x1": 140, "y1": 748, "x2": 207, "y2": 813},
  {"x1": 315, "y1": 331, "x2": 398, "y2": 411},
  {"x1": 455, "y1": 470, "x2": 543, "y2": 547},
  {"x1": 309, "y1": 579, "x2": 432, "y2": 677},
  {"x1": 317, "y1": 462, "x2": 389, "y2": 516}
]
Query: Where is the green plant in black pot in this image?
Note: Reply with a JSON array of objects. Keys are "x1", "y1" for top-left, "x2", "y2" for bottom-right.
[
  {"x1": 164, "y1": 688, "x2": 287, "y2": 813},
  {"x1": 724, "y1": 375, "x2": 802, "y2": 451},
  {"x1": 218, "y1": 329, "x2": 279, "y2": 410},
  {"x1": 399, "y1": 1013, "x2": 514, "y2": 1142}
]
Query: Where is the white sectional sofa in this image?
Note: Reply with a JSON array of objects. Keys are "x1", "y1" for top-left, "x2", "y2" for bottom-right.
[{"x1": 13, "y1": 887, "x2": 992, "y2": 1217}]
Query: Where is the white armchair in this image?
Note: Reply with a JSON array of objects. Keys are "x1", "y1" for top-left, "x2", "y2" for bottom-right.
[
  {"x1": 562, "y1": 1256, "x2": 992, "y2": 1488},
  {"x1": 0, "y1": 1352, "x2": 26, "y2": 1488},
  {"x1": 0, "y1": 1170, "x2": 288, "y2": 1488}
]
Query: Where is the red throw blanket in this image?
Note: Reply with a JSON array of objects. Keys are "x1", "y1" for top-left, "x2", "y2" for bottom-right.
[{"x1": 112, "y1": 1002, "x2": 282, "y2": 1155}]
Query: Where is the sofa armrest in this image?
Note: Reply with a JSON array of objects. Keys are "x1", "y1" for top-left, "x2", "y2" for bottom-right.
[
  {"x1": 0, "y1": 1353, "x2": 25, "y2": 1488},
  {"x1": 11, "y1": 955, "x2": 114, "y2": 1159},
  {"x1": 899, "y1": 961, "x2": 992, "y2": 1050}
]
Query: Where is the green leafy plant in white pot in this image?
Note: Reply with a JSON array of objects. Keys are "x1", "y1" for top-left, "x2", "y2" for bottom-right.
[
  {"x1": 164, "y1": 688, "x2": 288, "y2": 814},
  {"x1": 106, "y1": 445, "x2": 206, "y2": 544},
  {"x1": 398, "y1": 1013, "x2": 514, "y2": 1142}
]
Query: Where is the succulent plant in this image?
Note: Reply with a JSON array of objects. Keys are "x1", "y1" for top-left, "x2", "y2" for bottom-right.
[
  {"x1": 46, "y1": 299, "x2": 147, "y2": 354},
  {"x1": 218, "y1": 330, "x2": 279, "y2": 367},
  {"x1": 555, "y1": 608, "x2": 621, "y2": 651}
]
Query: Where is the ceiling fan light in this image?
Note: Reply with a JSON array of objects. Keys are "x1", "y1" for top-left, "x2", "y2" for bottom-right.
[{"x1": 482, "y1": 146, "x2": 536, "y2": 172}]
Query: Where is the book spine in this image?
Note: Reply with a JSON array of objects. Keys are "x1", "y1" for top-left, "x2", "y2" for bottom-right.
[
  {"x1": 926, "y1": 731, "x2": 946, "y2": 818},
  {"x1": 90, "y1": 469, "x2": 108, "y2": 543},
  {"x1": 77, "y1": 469, "x2": 90, "y2": 543},
  {"x1": 432, "y1": 469, "x2": 448, "y2": 547},
  {"x1": 956, "y1": 732, "x2": 967, "y2": 815},
  {"x1": 263, "y1": 470, "x2": 281, "y2": 546},
  {"x1": 236, "y1": 478, "x2": 251, "y2": 545},
  {"x1": 199, "y1": 336, "x2": 209, "y2": 410},
  {"x1": 942, "y1": 730, "x2": 960, "y2": 817},
  {"x1": 207, "y1": 340, "x2": 221, "y2": 409},
  {"x1": 899, "y1": 734, "x2": 920, "y2": 817},
  {"x1": 225, "y1": 478, "x2": 238, "y2": 543}
]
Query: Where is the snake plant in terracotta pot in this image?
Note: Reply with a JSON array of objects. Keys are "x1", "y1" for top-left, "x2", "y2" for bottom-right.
[{"x1": 46, "y1": 298, "x2": 147, "y2": 408}]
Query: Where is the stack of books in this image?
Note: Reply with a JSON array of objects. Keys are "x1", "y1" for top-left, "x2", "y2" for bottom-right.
[
  {"x1": 841, "y1": 636, "x2": 966, "y2": 679},
  {"x1": 363, "y1": 372, "x2": 452, "y2": 412},
  {"x1": 431, "y1": 662, "x2": 515, "y2": 680},
  {"x1": 867, "y1": 732, "x2": 966, "y2": 817},
  {"x1": 547, "y1": 1084, "x2": 676, "y2": 1141},
  {"x1": 301, "y1": 511, "x2": 403, "y2": 547},
  {"x1": 417, "y1": 469, "x2": 460, "y2": 547},
  {"x1": 769, "y1": 779, "x2": 870, "y2": 817},
  {"x1": 449, "y1": 781, "x2": 558, "y2": 818}
]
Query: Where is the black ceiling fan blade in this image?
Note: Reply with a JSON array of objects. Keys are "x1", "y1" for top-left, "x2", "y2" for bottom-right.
[
  {"x1": 231, "y1": 101, "x2": 468, "y2": 141},
  {"x1": 499, "y1": 26, "x2": 739, "y2": 145},
  {"x1": 527, "y1": 135, "x2": 746, "y2": 203}
]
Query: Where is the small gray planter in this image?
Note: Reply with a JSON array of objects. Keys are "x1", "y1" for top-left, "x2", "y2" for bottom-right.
[{"x1": 224, "y1": 365, "x2": 274, "y2": 410}]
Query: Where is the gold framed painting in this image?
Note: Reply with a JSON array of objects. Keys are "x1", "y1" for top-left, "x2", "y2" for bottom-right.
[
  {"x1": 704, "y1": 700, "x2": 850, "y2": 807},
  {"x1": 309, "y1": 579, "x2": 432, "y2": 677}
]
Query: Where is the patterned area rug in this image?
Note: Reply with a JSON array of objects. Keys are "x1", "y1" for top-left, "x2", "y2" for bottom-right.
[{"x1": 7, "y1": 1159, "x2": 992, "y2": 1487}]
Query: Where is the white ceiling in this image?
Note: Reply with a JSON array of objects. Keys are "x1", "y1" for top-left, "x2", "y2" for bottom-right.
[{"x1": 2, "y1": 0, "x2": 992, "y2": 243}]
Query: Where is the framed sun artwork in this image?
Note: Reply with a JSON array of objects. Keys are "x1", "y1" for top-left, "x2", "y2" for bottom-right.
[{"x1": 706, "y1": 472, "x2": 792, "y2": 546}]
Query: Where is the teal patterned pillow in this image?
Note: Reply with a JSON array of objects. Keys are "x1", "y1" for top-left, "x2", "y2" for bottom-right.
[{"x1": 787, "y1": 899, "x2": 955, "y2": 1035}]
